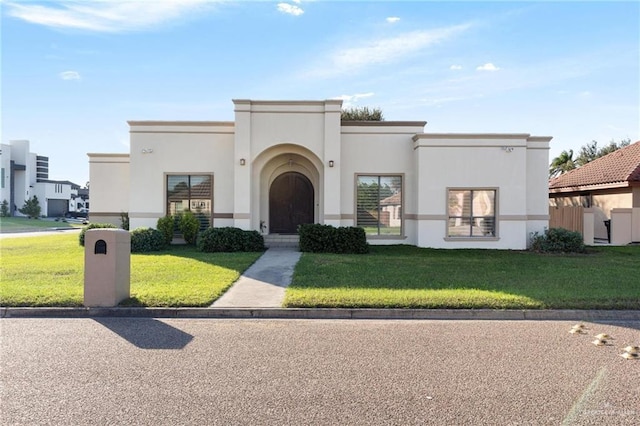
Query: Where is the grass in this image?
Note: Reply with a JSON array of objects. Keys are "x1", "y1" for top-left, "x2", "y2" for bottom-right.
[
  {"x1": 0, "y1": 234, "x2": 262, "y2": 307},
  {"x1": 0, "y1": 216, "x2": 79, "y2": 233},
  {"x1": 284, "y1": 245, "x2": 640, "y2": 310}
]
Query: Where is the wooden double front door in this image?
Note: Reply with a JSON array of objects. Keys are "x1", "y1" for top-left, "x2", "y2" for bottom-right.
[{"x1": 269, "y1": 172, "x2": 314, "y2": 234}]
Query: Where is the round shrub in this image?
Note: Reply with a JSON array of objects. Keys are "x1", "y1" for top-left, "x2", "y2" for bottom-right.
[
  {"x1": 130, "y1": 227, "x2": 166, "y2": 253},
  {"x1": 79, "y1": 223, "x2": 118, "y2": 246},
  {"x1": 178, "y1": 211, "x2": 200, "y2": 245},
  {"x1": 157, "y1": 215, "x2": 175, "y2": 245},
  {"x1": 197, "y1": 227, "x2": 265, "y2": 252},
  {"x1": 530, "y1": 227, "x2": 585, "y2": 253}
]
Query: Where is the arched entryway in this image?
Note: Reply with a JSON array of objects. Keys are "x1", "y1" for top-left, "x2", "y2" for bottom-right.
[{"x1": 269, "y1": 172, "x2": 314, "y2": 234}]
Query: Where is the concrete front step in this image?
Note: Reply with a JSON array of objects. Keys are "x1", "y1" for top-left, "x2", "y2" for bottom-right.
[{"x1": 264, "y1": 234, "x2": 299, "y2": 248}]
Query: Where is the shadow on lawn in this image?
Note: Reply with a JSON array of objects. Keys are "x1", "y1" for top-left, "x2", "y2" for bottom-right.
[{"x1": 292, "y1": 245, "x2": 640, "y2": 310}]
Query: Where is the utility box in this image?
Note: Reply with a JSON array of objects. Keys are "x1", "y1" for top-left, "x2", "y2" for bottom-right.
[{"x1": 84, "y1": 229, "x2": 131, "y2": 307}]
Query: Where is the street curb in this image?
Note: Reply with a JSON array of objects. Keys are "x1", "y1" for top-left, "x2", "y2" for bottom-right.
[{"x1": 2, "y1": 307, "x2": 639, "y2": 321}]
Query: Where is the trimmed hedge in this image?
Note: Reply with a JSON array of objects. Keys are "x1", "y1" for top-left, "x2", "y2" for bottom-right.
[
  {"x1": 178, "y1": 211, "x2": 200, "y2": 245},
  {"x1": 79, "y1": 223, "x2": 118, "y2": 246},
  {"x1": 131, "y1": 227, "x2": 166, "y2": 253},
  {"x1": 197, "y1": 227, "x2": 265, "y2": 252},
  {"x1": 298, "y1": 223, "x2": 369, "y2": 254},
  {"x1": 156, "y1": 215, "x2": 175, "y2": 245},
  {"x1": 530, "y1": 227, "x2": 586, "y2": 253}
]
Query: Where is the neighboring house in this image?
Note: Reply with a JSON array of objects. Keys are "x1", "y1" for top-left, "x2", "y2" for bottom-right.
[
  {"x1": 89, "y1": 99, "x2": 551, "y2": 249},
  {"x1": 0, "y1": 140, "x2": 88, "y2": 217},
  {"x1": 549, "y1": 140, "x2": 640, "y2": 243}
]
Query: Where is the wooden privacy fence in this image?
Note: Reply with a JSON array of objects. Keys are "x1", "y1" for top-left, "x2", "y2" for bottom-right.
[{"x1": 549, "y1": 206, "x2": 584, "y2": 234}]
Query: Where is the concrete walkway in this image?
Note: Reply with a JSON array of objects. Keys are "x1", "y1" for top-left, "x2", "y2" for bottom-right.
[{"x1": 211, "y1": 248, "x2": 301, "y2": 308}]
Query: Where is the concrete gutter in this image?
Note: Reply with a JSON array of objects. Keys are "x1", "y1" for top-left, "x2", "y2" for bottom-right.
[{"x1": 2, "y1": 307, "x2": 639, "y2": 321}]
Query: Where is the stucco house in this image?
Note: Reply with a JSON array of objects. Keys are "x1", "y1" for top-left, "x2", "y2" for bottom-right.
[
  {"x1": 89, "y1": 99, "x2": 551, "y2": 249},
  {"x1": 549, "y1": 140, "x2": 640, "y2": 243},
  {"x1": 1, "y1": 139, "x2": 87, "y2": 217}
]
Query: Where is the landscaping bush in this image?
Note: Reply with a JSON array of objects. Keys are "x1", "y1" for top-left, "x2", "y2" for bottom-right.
[
  {"x1": 178, "y1": 211, "x2": 200, "y2": 245},
  {"x1": 79, "y1": 223, "x2": 118, "y2": 246},
  {"x1": 19, "y1": 196, "x2": 41, "y2": 219},
  {"x1": 1, "y1": 199, "x2": 9, "y2": 217},
  {"x1": 120, "y1": 212, "x2": 130, "y2": 230},
  {"x1": 157, "y1": 215, "x2": 175, "y2": 245},
  {"x1": 298, "y1": 223, "x2": 369, "y2": 254},
  {"x1": 130, "y1": 227, "x2": 166, "y2": 253},
  {"x1": 530, "y1": 227, "x2": 586, "y2": 253},
  {"x1": 197, "y1": 227, "x2": 265, "y2": 252}
]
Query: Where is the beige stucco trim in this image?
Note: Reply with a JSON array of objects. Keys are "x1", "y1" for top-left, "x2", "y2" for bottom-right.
[
  {"x1": 527, "y1": 214, "x2": 549, "y2": 220},
  {"x1": 234, "y1": 213, "x2": 250, "y2": 219},
  {"x1": 413, "y1": 133, "x2": 531, "y2": 141},
  {"x1": 129, "y1": 212, "x2": 163, "y2": 219},
  {"x1": 444, "y1": 237, "x2": 500, "y2": 242},
  {"x1": 411, "y1": 214, "x2": 447, "y2": 220},
  {"x1": 213, "y1": 213, "x2": 233, "y2": 219},
  {"x1": 341, "y1": 214, "x2": 354, "y2": 220},
  {"x1": 87, "y1": 153, "x2": 130, "y2": 158},
  {"x1": 342, "y1": 121, "x2": 427, "y2": 127},
  {"x1": 127, "y1": 121, "x2": 235, "y2": 127},
  {"x1": 498, "y1": 215, "x2": 527, "y2": 221},
  {"x1": 324, "y1": 214, "x2": 341, "y2": 220}
]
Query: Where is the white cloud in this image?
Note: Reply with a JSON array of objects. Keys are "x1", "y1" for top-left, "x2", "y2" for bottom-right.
[
  {"x1": 332, "y1": 92, "x2": 375, "y2": 108},
  {"x1": 386, "y1": 17, "x2": 400, "y2": 24},
  {"x1": 450, "y1": 65, "x2": 462, "y2": 70},
  {"x1": 277, "y1": 3, "x2": 304, "y2": 16},
  {"x1": 476, "y1": 63, "x2": 500, "y2": 71},
  {"x1": 4, "y1": 0, "x2": 215, "y2": 33},
  {"x1": 59, "y1": 71, "x2": 81, "y2": 80},
  {"x1": 306, "y1": 23, "x2": 471, "y2": 78}
]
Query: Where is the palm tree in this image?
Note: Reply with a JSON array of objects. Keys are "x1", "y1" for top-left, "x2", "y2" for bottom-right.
[{"x1": 549, "y1": 150, "x2": 576, "y2": 178}]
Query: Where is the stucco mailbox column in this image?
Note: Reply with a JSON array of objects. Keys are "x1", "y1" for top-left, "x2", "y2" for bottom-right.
[{"x1": 84, "y1": 229, "x2": 131, "y2": 307}]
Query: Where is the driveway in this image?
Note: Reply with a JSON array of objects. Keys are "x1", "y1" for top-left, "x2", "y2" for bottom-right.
[{"x1": 1, "y1": 319, "x2": 639, "y2": 425}]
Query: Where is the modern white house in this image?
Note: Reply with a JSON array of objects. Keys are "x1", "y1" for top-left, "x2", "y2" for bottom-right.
[
  {"x1": 89, "y1": 99, "x2": 551, "y2": 249},
  {"x1": 1, "y1": 140, "x2": 87, "y2": 218}
]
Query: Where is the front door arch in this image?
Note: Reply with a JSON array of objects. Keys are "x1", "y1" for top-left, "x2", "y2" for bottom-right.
[{"x1": 269, "y1": 172, "x2": 314, "y2": 234}]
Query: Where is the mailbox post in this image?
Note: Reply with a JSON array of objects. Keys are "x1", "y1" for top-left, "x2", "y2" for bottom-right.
[{"x1": 84, "y1": 228, "x2": 131, "y2": 307}]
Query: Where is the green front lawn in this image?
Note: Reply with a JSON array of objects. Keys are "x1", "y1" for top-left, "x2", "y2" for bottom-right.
[
  {"x1": 284, "y1": 245, "x2": 640, "y2": 309},
  {"x1": 0, "y1": 234, "x2": 262, "y2": 307},
  {"x1": 0, "y1": 216, "x2": 78, "y2": 233}
]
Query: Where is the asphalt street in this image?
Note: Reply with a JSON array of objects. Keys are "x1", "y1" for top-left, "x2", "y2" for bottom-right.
[{"x1": 1, "y1": 319, "x2": 639, "y2": 425}]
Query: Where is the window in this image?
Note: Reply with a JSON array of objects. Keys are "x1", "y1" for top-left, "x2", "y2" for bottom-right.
[
  {"x1": 356, "y1": 175, "x2": 402, "y2": 236},
  {"x1": 448, "y1": 189, "x2": 496, "y2": 237},
  {"x1": 167, "y1": 175, "x2": 212, "y2": 230}
]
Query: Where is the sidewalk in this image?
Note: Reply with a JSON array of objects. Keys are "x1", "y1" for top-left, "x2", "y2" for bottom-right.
[{"x1": 211, "y1": 248, "x2": 301, "y2": 308}]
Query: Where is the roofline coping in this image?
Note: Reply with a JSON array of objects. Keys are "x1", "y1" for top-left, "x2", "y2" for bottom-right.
[
  {"x1": 128, "y1": 121, "x2": 235, "y2": 127},
  {"x1": 341, "y1": 121, "x2": 427, "y2": 127},
  {"x1": 233, "y1": 99, "x2": 343, "y2": 106},
  {"x1": 412, "y1": 133, "x2": 532, "y2": 141}
]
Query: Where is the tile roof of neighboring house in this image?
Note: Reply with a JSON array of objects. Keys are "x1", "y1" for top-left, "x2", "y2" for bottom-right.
[
  {"x1": 380, "y1": 192, "x2": 402, "y2": 206},
  {"x1": 549, "y1": 141, "x2": 640, "y2": 190}
]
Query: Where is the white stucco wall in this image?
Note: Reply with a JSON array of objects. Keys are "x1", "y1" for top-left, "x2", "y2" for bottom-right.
[
  {"x1": 87, "y1": 153, "x2": 130, "y2": 226},
  {"x1": 127, "y1": 122, "x2": 235, "y2": 230}
]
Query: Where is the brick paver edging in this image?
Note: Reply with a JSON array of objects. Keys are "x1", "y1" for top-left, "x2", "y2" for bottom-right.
[{"x1": 2, "y1": 307, "x2": 639, "y2": 321}]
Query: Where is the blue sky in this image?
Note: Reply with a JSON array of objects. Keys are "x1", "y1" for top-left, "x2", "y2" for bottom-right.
[{"x1": 2, "y1": 0, "x2": 638, "y2": 187}]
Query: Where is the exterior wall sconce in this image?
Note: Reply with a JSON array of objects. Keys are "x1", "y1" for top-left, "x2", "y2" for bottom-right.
[
  {"x1": 501, "y1": 146, "x2": 514, "y2": 153},
  {"x1": 240, "y1": 158, "x2": 246, "y2": 166},
  {"x1": 329, "y1": 160, "x2": 334, "y2": 167},
  {"x1": 141, "y1": 148, "x2": 153, "y2": 154}
]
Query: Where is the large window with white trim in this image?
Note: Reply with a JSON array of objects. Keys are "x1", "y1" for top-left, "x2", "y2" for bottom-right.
[
  {"x1": 167, "y1": 175, "x2": 212, "y2": 230},
  {"x1": 356, "y1": 175, "x2": 402, "y2": 236},
  {"x1": 447, "y1": 189, "x2": 496, "y2": 237}
]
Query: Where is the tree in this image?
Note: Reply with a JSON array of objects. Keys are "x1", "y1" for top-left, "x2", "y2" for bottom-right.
[
  {"x1": 341, "y1": 106, "x2": 384, "y2": 121},
  {"x1": 575, "y1": 139, "x2": 631, "y2": 166},
  {"x1": 19, "y1": 196, "x2": 42, "y2": 219},
  {"x1": 549, "y1": 150, "x2": 575, "y2": 178},
  {"x1": 0, "y1": 199, "x2": 9, "y2": 217}
]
